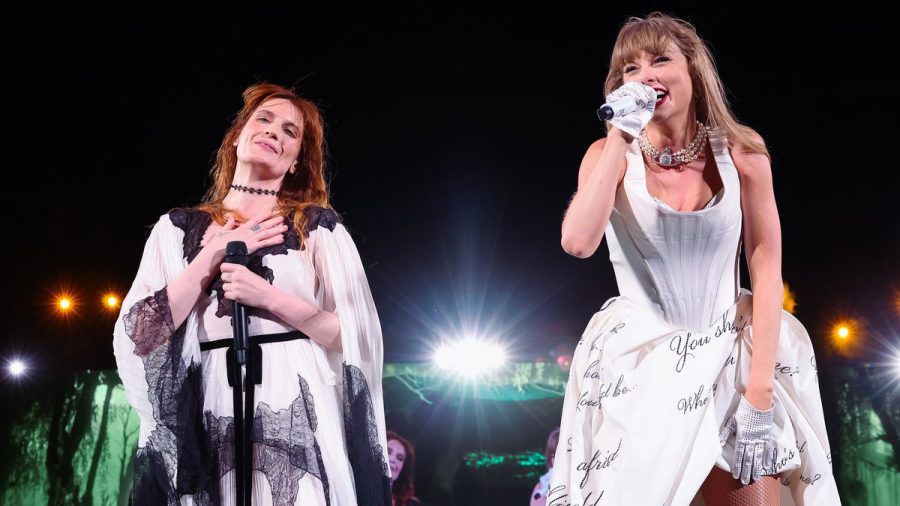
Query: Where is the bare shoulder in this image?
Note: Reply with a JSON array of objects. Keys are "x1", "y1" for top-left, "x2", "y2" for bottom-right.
[
  {"x1": 584, "y1": 136, "x2": 615, "y2": 159},
  {"x1": 730, "y1": 130, "x2": 771, "y2": 180}
]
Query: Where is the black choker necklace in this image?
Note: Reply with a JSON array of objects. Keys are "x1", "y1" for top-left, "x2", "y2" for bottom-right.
[{"x1": 230, "y1": 184, "x2": 279, "y2": 196}]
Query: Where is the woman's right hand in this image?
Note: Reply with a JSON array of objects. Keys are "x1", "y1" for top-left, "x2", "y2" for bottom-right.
[
  {"x1": 604, "y1": 81, "x2": 657, "y2": 140},
  {"x1": 202, "y1": 211, "x2": 288, "y2": 259},
  {"x1": 164, "y1": 212, "x2": 286, "y2": 331}
]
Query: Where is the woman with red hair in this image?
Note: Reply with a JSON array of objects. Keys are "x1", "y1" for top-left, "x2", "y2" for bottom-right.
[
  {"x1": 530, "y1": 427, "x2": 560, "y2": 506},
  {"x1": 113, "y1": 83, "x2": 391, "y2": 505},
  {"x1": 386, "y1": 431, "x2": 420, "y2": 506}
]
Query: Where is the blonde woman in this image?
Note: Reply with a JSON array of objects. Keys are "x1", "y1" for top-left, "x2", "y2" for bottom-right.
[{"x1": 553, "y1": 13, "x2": 839, "y2": 506}]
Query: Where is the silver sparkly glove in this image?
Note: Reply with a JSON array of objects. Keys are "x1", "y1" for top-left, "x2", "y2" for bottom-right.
[
  {"x1": 719, "y1": 395, "x2": 777, "y2": 484},
  {"x1": 604, "y1": 81, "x2": 657, "y2": 139}
]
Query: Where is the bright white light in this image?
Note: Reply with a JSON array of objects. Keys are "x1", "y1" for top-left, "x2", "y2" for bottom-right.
[
  {"x1": 433, "y1": 338, "x2": 507, "y2": 376},
  {"x1": 8, "y1": 359, "x2": 26, "y2": 376}
]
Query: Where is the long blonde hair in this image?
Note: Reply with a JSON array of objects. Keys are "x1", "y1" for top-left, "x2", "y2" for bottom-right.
[
  {"x1": 198, "y1": 83, "x2": 331, "y2": 247},
  {"x1": 604, "y1": 12, "x2": 769, "y2": 159}
]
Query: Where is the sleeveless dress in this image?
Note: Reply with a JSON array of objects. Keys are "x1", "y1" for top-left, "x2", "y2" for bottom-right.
[{"x1": 548, "y1": 129, "x2": 841, "y2": 505}]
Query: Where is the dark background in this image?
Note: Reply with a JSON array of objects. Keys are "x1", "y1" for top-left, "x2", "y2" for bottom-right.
[{"x1": 2, "y1": 2, "x2": 896, "y2": 501}]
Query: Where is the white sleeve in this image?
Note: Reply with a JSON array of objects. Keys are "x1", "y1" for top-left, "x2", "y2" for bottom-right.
[
  {"x1": 112, "y1": 214, "x2": 190, "y2": 445},
  {"x1": 311, "y1": 217, "x2": 392, "y2": 503},
  {"x1": 112, "y1": 213, "x2": 213, "y2": 503}
]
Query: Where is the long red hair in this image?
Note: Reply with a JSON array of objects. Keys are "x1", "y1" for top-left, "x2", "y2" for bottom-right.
[
  {"x1": 387, "y1": 431, "x2": 418, "y2": 505},
  {"x1": 198, "y1": 82, "x2": 330, "y2": 247}
]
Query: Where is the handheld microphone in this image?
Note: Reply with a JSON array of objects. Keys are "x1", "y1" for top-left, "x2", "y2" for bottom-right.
[{"x1": 224, "y1": 241, "x2": 250, "y2": 366}]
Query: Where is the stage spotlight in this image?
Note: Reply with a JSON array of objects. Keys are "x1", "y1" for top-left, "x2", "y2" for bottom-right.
[
  {"x1": 433, "y1": 338, "x2": 507, "y2": 376},
  {"x1": 7, "y1": 359, "x2": 27, "y2": 377},
  {"x1": 58, "y1": 297, "x2": 73, "y2": 311},
  {"x1": 831, "y1": 320, "x2": 859, "y2": 348},
  {"x1": 104, "y1": 294, "x2": 120, "y2": 309}
]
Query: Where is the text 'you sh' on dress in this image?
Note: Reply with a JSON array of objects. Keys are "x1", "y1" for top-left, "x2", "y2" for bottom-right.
[{"x1": 549, "y1": 129, "x2": 841, "y2": 506}]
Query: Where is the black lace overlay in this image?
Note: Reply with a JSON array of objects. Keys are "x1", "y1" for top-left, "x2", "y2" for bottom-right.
[
  {"x1": 168, "y1": 209, "x2": 304, "y2": 319},
  {"x1": 132, "y1": 445, "x2": 167, "y2": 505},
  {"x1": 203, "y1": 375, "x2": 331, "y2": 505},
  {"x1": 126, "y1": 209, "x2": 352, "y2": 504},
  {"x1": 253, "y1": 375, "x2": 331, "y2": 506},
  {"x1": 131, "y1": 321, "x2": 219, "y2": 505},
  {"x1": 168, "y1": 208, "x2": 212, "y2": 264},
  {"x1": 303, "y1": 206, "x2": 341, "y2": 233},
  {"x1": 342, "y1": 364, "x2": 391, "y2": 505},
  {"x1": 203, "y1": 411, "x2": 236, "y2": 484},
  {"x1": 124, "y1": 288, "x2": 176, "y2": 358}
]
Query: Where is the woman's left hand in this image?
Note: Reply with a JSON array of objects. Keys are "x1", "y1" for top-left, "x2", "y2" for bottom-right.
[
  {"x1": 220, "y1": 263, "x2": 276, "y2": 310},
  {"x1": 719, "y1": 395, "x2": 777, "y2": 484}
]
